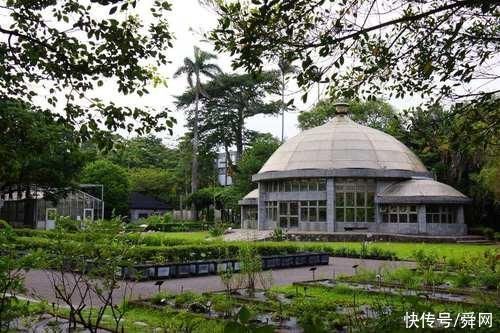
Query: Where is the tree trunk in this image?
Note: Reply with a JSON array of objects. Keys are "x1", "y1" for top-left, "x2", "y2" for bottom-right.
[
  {"x1": 236, "y1": 108, "x2": 244, "y2": 162},
  {"x1": 191, "y1": 84, "x2": 200, "y2": 221},
  {"x1": 281, "y1": 72, "x2": 285, "y2": 142}
]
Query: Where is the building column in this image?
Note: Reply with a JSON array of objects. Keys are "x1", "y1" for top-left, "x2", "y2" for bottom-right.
[
  {"x1": 418, "y1": 205, "x2": 426, "y2": 234},
  {"x1": 240, "y1": 206, "x2": 244, "y2": 229},
  {"x1": 326, "y1": 178, "x2": 335, "y2": 232},
  {"x1": 457, "y1": 206, "x2": 466, "y2": 235},
  {"x1": 257, "y1": 183, "x2": 266, "y2": 230}
]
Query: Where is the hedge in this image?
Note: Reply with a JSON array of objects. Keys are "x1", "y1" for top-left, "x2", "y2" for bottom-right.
[{"x1": 13, "y1": 236, "x2": 397, "y2": 263}]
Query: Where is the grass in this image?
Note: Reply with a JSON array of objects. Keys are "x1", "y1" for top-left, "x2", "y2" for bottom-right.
[
  {"x1": 24, "y1": 300, "x2": 224, "y2": 333},
  {"x1": 136, "y1": 231, "x2": 496, "y2": 261}
]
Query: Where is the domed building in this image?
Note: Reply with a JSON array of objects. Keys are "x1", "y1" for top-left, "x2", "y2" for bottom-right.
[{"x1": 239, "y1": 102, "x2": 470, "y2": 235}]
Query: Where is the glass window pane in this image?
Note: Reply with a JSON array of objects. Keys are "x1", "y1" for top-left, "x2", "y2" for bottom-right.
[
  {"x1": 309, "y1": 208, "x2": 317, "y2": 221},
  {"x1": 382, "y1": 214, "x2": 389, "y2": 223},
  {"x1": 308, "y1": 179, "x2": 317, "y2": 191},
  {"x1": 366, "y1": 208, "x2": 374, "y2": 222},
  {"x1": 366, "y1": 192, "x2": 374, "y2": 207},
  {"x1": 345, "y1": 208, "x2": 355, "y2": 222},
  {"x1": 356, "y1": 192, "x2": 365, "y2": 207},
  {"x1": 390, "y1": 214, "x2": 398, "y2": 223},
  {"x1": 318, "y1": 208, "x2": 326, "y2": 221},
  {"x1": 300, "y1": 208, "x2": 308, "y2": 221},
  {"x1": 300, "y1": 179, "x2": 309, "y2": 192},
  {"x1": 292, "y1": 180, "x2": 300, "y2": 192},
  {"x1": 280, "y1": 202, "x2": 287, "y2": 214},
  {"x1": 318, "y1": 200, "x2": 326, "y2": 207},
  {"x1": 346, "y1": 193, "x2": 355, "y2": 206},
  {"x1": 284, "y1": 181, "x2": 291, "y2": 192},
  {"x1": 409, "y1": 205, "x2": 417, "y2": 212},
  {"x1": 355, "y1": 208, "x2": 365, "y2": 222},
  {"x1": 336, "y1": 208, "x2": 344, "y2": 222},
  {"x1": 318, "y1": 179, "x2": 326, "y2": 191},
  {"x1": 433, "y1": 214, "x2": 440, "y2": 223},
  {"x1": 309, "y1": 200, "x2": 317, "y2": 206},
  {"x1": 335, "y1": 193, "x2": 344, "y2": 207},
  {"x1": 290, "y1": 202, "x2": 298, "y2": 215},
  {"x1": 399, "y1": 214, "x2": 408, "y2": 223}
]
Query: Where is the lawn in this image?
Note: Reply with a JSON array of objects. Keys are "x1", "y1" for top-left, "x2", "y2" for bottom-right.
[
  {"x1": 290, "y1": 241, "x2": 497, "y2": 261},
  {"x1": 149, "y1": 231, "x2": 496, "y2": 261}
]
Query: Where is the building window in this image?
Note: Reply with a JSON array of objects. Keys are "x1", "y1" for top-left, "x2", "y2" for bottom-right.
[
  {"x1": 300, "y1": 200, "x2": 327, "y2": 222},
  {"x1": 335, "y1": 179, "x2": 375, "y2": 222},
  {"x1": 265, "y1": 201, "x2": 278, "y2": 222},
  {"x1": 426, "y1": 206, "x2": 457, "y2": 223},
  {"x1": 263, "y1": 179, "x2": 327, "y2": 193},
  {"x1": 380, "y1": 205, "x2": 418, "y2": 223}
]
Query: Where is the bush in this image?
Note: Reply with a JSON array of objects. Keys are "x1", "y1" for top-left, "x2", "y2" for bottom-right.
[
  {"x1": 208, "y1": 224, "x2": 227, "y2": 237},
  {"x1": 494, "y1": 232, "x2": 500, "y2": 242},
  {"x1": 271, "y1": 228, "x2": 285, "y2": 241},
  {"x1": 482, "y1": 227, "x2": 495, "y2": 240}
]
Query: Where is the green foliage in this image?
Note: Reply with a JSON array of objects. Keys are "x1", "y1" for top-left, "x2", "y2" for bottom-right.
[
  {"x1": 177, "y1": 71, "x2": 281, "y2": 161},
  {"x1": 209, "y1": 224, "x2": 227, "y2": 237},
  {"x1": 271, "y1": 228, "x2": 285, "y2": 242},
  {"x1": 233, "y1": 134, "x2": 281, "y2": 198},
  {"x1": 80, "y1": 160, "x2": 130, "y2": 217},
  {"x1": 1, "y1": 1, "x2": 176, "y2": 146},
  {"x1": 298, "y1": 99, "x2": 400, "y2": 132},
  {"x1": 211, "y1": 0, "x2": 497, "y2": 104},
  {"x1": 224, "y1": 306, "x2": 274, "y2": 333},
  {"x1": 0, "y1": 221, "x2": 42, "y2": 330},
  {"x1": 0, "y1": 100, "x2": 84, "y2": 190},
  {"x1": 109, "y1": 136, "x2": 180, "y2": 170}
]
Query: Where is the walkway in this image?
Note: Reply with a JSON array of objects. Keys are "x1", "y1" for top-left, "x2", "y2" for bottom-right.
[{"x1": 23, "y1": 257, "x2": 414, "y2": 306}]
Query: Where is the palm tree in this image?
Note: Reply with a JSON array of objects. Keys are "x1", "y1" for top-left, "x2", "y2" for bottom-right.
[{"x1": 174, "y1": 46, "x2": 222, "y2": 220}]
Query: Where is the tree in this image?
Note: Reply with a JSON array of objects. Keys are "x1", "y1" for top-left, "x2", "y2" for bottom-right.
[
  {"x1": 210, "y1": 1, "x2": 499, "y2": 106},
  {"x1": 277, "y1": 58, "x2": 298, "y2": 141},
  {"x1": 397, "y1": 100, "x2": 500, "y2": 227},
  {"x1": 80, "y1": 160, "x2": 129, "y2": 218},
  {"x1": 128, "y1": 168, "x2": 178, "y2": 205},
  {"x1": 174, "y1": 46, "x2": 222, "y2": 220},
  {"x1": 297, "y1": 99, "x2": 402, "y2": 133},
  {"x1": 107, "y1": 135, "x2": 179, "y2": 170},
  {"x1": 177, "y1": 71, "x2": 281, "y2": 162},
  {"x1": 233, "y1": 134, "x2": 281, "y2": 197},
  {"x1": 0, "y1": 0, "x2": 176, "y2": 147},
  {"x1": 0, "y1": 99, "x2": 84, "y2": 194}
]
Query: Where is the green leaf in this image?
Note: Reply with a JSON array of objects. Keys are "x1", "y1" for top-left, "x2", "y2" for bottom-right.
[
  {"x1": 238, "y1": 306, "x2": 251, "y2": 323},
  {"x1": 109, "y1": 6, "x2": 117, "y2": 15}
]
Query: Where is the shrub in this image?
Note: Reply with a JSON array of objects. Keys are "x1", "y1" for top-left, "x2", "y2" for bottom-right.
[
  {"x1": 271, "y1": 228, "x2": 286, "y2": 241},
  {"x1": 208, "y1": 224, "x2": 227, "y2": 237},
  {"x1": 482, "y1": 227, "x2": 495, "y2": 240},
  {"x1": 495, "y1": 232, "x2": 500, "y2": 242},
  {"x1": 454, "y1": 272, "x2": 474, "y2": 288}
]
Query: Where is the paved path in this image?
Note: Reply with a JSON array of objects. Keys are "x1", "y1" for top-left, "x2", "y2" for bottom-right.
[{"x1": 23, "y1": 257, "x2": 414, "y2": 306}]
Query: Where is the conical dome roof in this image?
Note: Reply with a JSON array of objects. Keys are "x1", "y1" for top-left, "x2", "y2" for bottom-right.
[{"x1": 258, "y1": 115, "x2": 428, "y2": 175}]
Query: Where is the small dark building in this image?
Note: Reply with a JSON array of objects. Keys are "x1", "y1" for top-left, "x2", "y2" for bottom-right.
[{"x1": 129, "y1": 192, "x2": 170, "y2": 221}]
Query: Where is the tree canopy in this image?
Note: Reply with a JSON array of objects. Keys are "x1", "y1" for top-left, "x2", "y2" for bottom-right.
[
  {"x1": 0, "y1": 0, "x2": 176, "y2": 148},
  {"x1": 210, "y1": 1, "x2": 499, "y2": 105},
  {"x1": 80, "y1": 160, "x2": 129, "y2": 218},
  {"x1": 0, "y1": 99, "x2": 84, "y2": 192},
  {"x1": 298, "y1": 99, "x2": 401, "y2": 132},
  {"x1": 177, "y1": 71, "x2": 281, "y2": 161}
]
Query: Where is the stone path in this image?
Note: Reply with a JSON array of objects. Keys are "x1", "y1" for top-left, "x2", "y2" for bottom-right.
[
  {"x1": 23, "y1": 257, "x2": 414, "y2": 307},
  {"x1": 222, "y1": 229, "x2": 273, "y2": 241}
]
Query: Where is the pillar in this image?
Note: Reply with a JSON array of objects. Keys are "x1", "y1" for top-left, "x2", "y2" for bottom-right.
[
  {"x1": 326, "y1": 178, "x2": 335, "y2": 232},
  {"x1": 418, "y1": 205, "x2": 426, "y2": 234},
  {"x1": 257, "y1": 182, "x2": 266, "y2": 230}
]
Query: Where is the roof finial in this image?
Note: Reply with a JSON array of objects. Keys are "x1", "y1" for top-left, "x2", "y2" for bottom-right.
[{"x1": 334, "y1": 100, "x2": 349, "y2": 115}]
